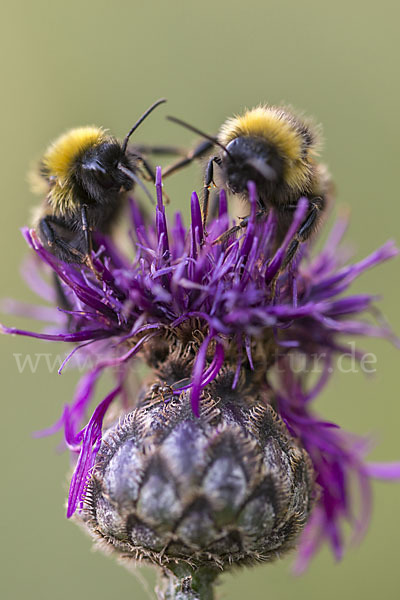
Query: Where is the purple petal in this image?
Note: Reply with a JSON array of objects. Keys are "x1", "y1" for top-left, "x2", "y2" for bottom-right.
[
  {"x1": 365, "y1": 462, "x2": 400, "y2": 479},
  {"x1": 190, "y1": 334, "x2": 212, "y2": 417},
  {"x1": 67, "y1": 384, "x2": 122, "y2": 517}
]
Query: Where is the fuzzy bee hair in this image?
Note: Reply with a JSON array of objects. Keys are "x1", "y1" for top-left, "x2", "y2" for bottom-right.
[{"x1": 218, "y1": 105, "x2": 321, "y2": 193}]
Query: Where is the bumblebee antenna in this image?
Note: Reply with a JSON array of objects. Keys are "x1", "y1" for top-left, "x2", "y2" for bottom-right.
[
  {"x1": 167, "y1": 116, "x2": 236, "y2": 162},
  {"x1": 121, "y1": 98, "x2": 167, "y2": 154}
]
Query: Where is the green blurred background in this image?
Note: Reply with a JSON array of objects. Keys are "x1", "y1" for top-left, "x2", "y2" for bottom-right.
[{"x1": 1, "y1": 1, "x2": 399, "y2": 598}]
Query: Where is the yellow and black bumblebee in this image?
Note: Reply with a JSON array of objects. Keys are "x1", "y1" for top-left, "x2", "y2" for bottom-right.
[
  {"x1": 165, "y1": 105, "x2": 333, "y2": 266},
  {"x1": 30, "y1": 98, "x2": 171, "y2": 270}
]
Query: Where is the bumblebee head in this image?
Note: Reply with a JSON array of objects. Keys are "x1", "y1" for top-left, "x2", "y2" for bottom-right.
[
  {"x1": 75, "y1": 139, "x2": 134, "y2": 204},
  {"x1": 222, "y1": 136, "x2": 285, "y2": 195},
  {"x1": 219, "y1": 106, "x2": 320, "y2": 194},
  {"x1": 40, "y1": 126, "x2": 132, "y2": 211},
  {"x1": 39, "y1": 99, "x2": 167, "y2": 213}
]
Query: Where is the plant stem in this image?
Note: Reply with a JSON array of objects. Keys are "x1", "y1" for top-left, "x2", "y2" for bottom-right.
[{"x1": 156, "y1": 565, "x2": 218, "y2": 600}]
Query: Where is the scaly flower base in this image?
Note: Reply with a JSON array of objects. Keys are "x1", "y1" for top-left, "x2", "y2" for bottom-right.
[{"x1": 80, "y1": 376, "x2": 315, "y2": 571}]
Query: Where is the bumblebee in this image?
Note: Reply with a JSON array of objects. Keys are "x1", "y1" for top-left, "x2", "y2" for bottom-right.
[
  {"x1": 31, "y1": 98, "x2": 169, "y2": 270},
  {"x1": 164, "y1": 105, "x2": 333, "y2": 266}
]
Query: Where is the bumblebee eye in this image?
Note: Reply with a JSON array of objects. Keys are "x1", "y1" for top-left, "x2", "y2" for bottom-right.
[
  {"x1": 93, "y1": 168, "x2": 115, "y2": 189},
  {"x1": 82, "y1": 160, "x2": 115, "y2": 189}
]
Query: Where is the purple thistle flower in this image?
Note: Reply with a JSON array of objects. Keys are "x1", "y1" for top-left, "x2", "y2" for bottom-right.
[{"x1": 2, "y1": 166, "x2": 400, "y2": 568}]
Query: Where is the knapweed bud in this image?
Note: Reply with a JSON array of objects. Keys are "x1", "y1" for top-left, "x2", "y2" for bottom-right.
[{"x1": 80, "y1": 367, "x2": 315, "y2": 572}]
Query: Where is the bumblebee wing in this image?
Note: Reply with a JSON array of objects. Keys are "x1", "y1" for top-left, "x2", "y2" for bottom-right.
[{"x1": 27, "y1": 160, "x2": 52, "y2": 196}]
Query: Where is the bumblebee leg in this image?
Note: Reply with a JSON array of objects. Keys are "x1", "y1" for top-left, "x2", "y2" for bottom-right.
[
  {"x1": 202, "y1": 156, "x2": 223, "y2": 230},
  {"x1": 138, "y1": 157, "x2": 156, "y2": 183},
  {"x1": 80, "y1": 205, "x2": 102, "y2": 279},
  {"x1": 52, "y1": 272, "x2": 74, "y2": 328},
  {"x1": 52, "y1": 272, "x2": 71, "y2": 311},
  {"x1": 212, "y1": 210, "x2": 267, "y2": 245},
  {"x1": 162, "y1": 139, "x2": 214, "y2": 178},
  {"x1": 80, "y1": 204, "x2": 93, "y2": 256},
  {"x1": 212, "y1": 223, "x2": 243, "y2": 245},
  {"x1": 38, "y1": 216, "x2": 85, "y2": 263},
  {"x1": 80, "y1": 204, "x2": 94, "y2": 268},
  {"x1": 130, "y1": 144, "x2": 187, "y2": 156},
  {"x1": 281, "y1": 200, "x2": 321, "y2": 269}
]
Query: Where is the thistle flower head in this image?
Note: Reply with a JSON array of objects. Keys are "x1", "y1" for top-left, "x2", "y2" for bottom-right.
[{"x1": 3, "y1": 167, "x2": 400, "y2": 572}]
